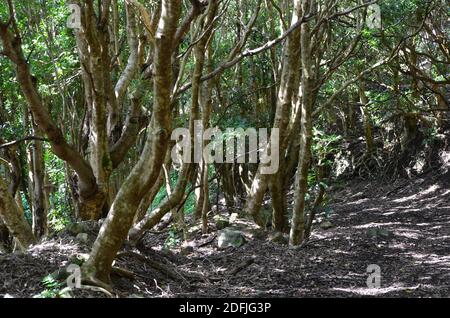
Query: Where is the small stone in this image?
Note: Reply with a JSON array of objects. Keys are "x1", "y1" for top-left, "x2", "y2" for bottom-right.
[
  {"x1": 366, "y1": 227, "x2": 393, "y2": 240},
  {"x1": 180, "y1": 244, "x2": 194, "y2": 256},
  {"x1": 76, "y1": 233, "x2": 89, "y2": 244},
  {"x1": 218, "y1": 228, "x2": 245, "y2": 248},
  {"x1": 181, "y1": 247, "x2": 194, "y2": 255},
  {"x1": 213, "y1": 214, "x2": 230, "y2": 230},
  {"x1": 378, "y1": 228, "x2": 392, "y2": 239},
  {"x1": 366, "y1": 228, "x2": 378, "y2": 238},
  {"x1": 268, "y1": 232, "x2": 288, "y2": 245},
  {"x1": 320, "y1": 220, "x2": 334, "y2": 229},
  {"x1": 229, "y1": 213, "x2": 239, "y2": 224}
]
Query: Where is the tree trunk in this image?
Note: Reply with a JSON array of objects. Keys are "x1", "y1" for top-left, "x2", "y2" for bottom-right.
[
  {"x1": 358, "y1": 79, "x2": 374, "y2": 155},
  {"x1": 0, "y1": 175, "x2": 35, "y2": 250},
  {"x1": 82, "y1": 0, "x2": 181, "y2": 284},
  {"x1": 289, "y1": 0, "x2": 314, "y2": 246},
  {"x1": 245, "y1": 0, "x2": 302, "y2": 226},
  {"x1": 129, "y1": 165, "x2": 193, "y2": 242},
  {"x1": 133, "y1": 152, "x2": 172, "y2": 224},
  {"x1": 30, "y1": 121, "x2": 48, "y2": 238},
  {"x1": 0, "y1": 20, "x2": 102, "y2": 221}
]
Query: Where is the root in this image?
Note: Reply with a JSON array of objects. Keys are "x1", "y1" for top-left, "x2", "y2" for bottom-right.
[
  {"x1": 111, "y1": 266, "x2": 135, "y2": 280},
  {"x1": 117, "y1": 251, "x2": 187, "y2": 284}
]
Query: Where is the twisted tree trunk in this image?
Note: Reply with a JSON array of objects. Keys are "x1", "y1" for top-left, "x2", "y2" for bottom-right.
[{"x1": 82, "y1": 0, "x2": 181, "y2": 284}]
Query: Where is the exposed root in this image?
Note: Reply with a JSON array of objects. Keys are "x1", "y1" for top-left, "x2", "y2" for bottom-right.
[{"x1": 117, "y1": 251, "x2": 187, "y2": 284}]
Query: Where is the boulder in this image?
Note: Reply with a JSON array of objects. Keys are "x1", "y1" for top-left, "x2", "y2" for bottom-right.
[
  {"x1": 366, "y1": 228, "x2": 378, "y2": 238},
  {"x1": 377, "y1": 228, "x2": 392, "y2": 239},
  {"x1": 367, "y1": 227, "x2": 393, "y2": 240},
  {"x1": 76, "y1": 233, "x2": 89, "y2": 244},
  {"x1": 320, "y1": 220, "x2": 334, "y2": 229},
  {"x1": 213, "y1": 215, "x2": 230, "y2": 230},
  {"x1": 218, "y1": 228, "x2": 245, "y2": 248}
]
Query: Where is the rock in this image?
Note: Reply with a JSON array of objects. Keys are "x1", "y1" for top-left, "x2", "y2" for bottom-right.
[
  {"x1": 76, "y1": 233, "x2": 89, "y2": 244},
  {"x1": 67, "y1": 223, "x2": 85, "y2": 236},
  {"x1": 213, "y1": 214, "x2": 230, "y2": 230},
  {"x1": 320, "y1": 220, "x2": 334, "y2": 229},
  {"x1": 377, "y1": 228, "x2": 392, "y2": 239},
  {"x1": 3, "y1": 294, "x2": 14, "y2": 298},
  {"x1": 180, "y1": 242, "x2": 195, "y2": 256},
  {"x1": 187, "y1": 224, "x2": 202, "y2": 236},
  {"x1": 218, "y1": 228, "x2": 245, "y2": 248},
  {"x1": 366, "y1": 228, "x2": 378, "y2": 238},
  {"x1": 367, "y1": 227, "x2": 393, "y2": 240},
  {"x1": 229, "y1": 213, "x2": 239, "y2": 224},
  {"x1": 268, "y1": 232, "x2": 288, "y2": 245}
]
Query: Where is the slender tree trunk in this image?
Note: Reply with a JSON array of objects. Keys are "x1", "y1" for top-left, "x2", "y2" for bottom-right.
[
  {"x1": 358, "y1": 79, "x2": 374, "y2": 155},
  {"x1": 129, "y1": 164, "x2": 193, "y2": 242},
  {"x1": 290, "y1": 0, "x2": 314, "y2": 246},
  {"x1": 30, "y1": 120, "x2": 48, "y2": 238},
  {"x1": 134, "y1": 152, "x2": 172, "y2": 224},
  {"x1": 269, "y1": 172, "x2": 288, "y2": 232},
  {"x1": 304, "y1": 165, "x2": 326, "y2": 239}
]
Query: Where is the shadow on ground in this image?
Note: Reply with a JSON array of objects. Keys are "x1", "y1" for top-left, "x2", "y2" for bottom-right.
[{"x1": 1, "y1": 171, "x2": 449, "y2": 298}]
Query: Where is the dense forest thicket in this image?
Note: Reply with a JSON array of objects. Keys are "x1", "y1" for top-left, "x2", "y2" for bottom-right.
[{"x1": 0, "y1": 0, "x2": 449, "y2": 298}]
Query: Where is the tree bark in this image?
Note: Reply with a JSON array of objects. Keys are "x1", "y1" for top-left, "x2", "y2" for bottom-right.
[
  {"x1": 358, "y1": 79, "x2": 374, "y2": 155},
  {"x1": 246, "y1": 0, "x2": 302, "y2": 226},
  {"x1": 30, "y1": 120, "x2": 48, "y2": 238},
  {"x1": 0, "y1": 175, "x2": 35, "y2": 250},
  {"x1": 82, "y1": 0, "x2": 181, "y2": 284},
  {"x1": 289, "y1": 0, "x2": 314, "y2": 246},
  {"x1": 0, "y1": 19, "x2": 101, "y2": 220}
]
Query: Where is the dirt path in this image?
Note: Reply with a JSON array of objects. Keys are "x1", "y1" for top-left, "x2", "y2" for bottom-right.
[
  {"x1": 170, "y1": 172, "x2": 450, "y2": 297},
  {"x1": 1, "y1": 172, "x2": 449, "y2": 298}
]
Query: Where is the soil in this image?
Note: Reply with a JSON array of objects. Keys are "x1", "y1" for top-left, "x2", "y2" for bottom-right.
[{"x1": 1, "y1": 170, "x2": 449, "y2": 298}]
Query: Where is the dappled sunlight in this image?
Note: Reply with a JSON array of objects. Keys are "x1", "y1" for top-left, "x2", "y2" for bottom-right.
[
  {"x1": 332, "y1": 284, "x2": 420, "y2": 296},
  {"x1": 352, "y1": 222, "x2": 403, "y2": 229},
  {"x1": 342, "y1": 198, "x2": 369, "y2": 206},
  {"x1": 392, "y1": 228, "x2": 422, "y2": 239}
]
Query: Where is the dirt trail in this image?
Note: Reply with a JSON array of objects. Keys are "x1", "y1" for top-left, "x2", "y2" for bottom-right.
[{"x1": 1, "y1": 172, "x2": 449, "y2": 298}]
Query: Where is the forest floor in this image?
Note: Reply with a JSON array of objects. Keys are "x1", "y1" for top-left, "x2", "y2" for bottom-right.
[{"x1": 1, "y1": 170, "x2": 449, "y2": 298}]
